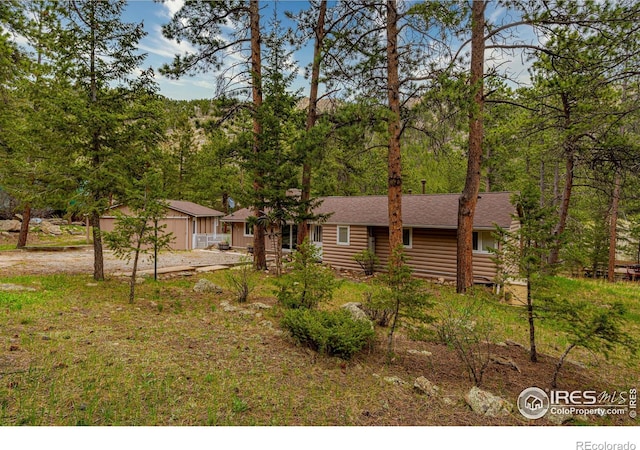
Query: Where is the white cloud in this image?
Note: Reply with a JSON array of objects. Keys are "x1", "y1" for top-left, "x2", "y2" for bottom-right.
[
  {"x1": 139, "y1": 24, "x2": 197, "y2": 59},
  {"x1": 160, "y1": 0, "x2": 185, "y2": 19}
]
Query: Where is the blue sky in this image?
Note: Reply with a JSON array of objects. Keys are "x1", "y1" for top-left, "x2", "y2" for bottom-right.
[
  {"x1": 122, "y1": 0, "x2": 535, "y2": 101},
  {"x1": 124, "y1": 0, "x2": 312, "y2": 100}
]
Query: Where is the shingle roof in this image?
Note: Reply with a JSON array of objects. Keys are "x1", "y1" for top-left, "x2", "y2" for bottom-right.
[
  {"x1": 167, "y1": 200, "x2": 225, "y2": 218},
  {"x1": 222, "y1": 192, "x2": 515, "y2": 229}
]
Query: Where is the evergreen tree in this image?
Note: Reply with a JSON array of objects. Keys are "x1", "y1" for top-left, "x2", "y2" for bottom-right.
[{"x1": 59, "y1": 0, "x2": 153, "y2": 281}]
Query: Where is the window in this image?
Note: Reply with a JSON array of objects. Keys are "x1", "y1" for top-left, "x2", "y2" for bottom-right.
[
  {"x1": 337, "y1": 226, "x2": 350, "y2": 245},
  {"x1": 402, "y1": 228, "x2": 412, "y2": 248},
  {"x1": 473, "y1": 231, "x2": 495, "y2": 253},
  {"x1": 311, "y1": 225, "x2": 323, "y2": 243},
  {"x1": 244, "y1": 222, "x2": 254, "y2": 237}
]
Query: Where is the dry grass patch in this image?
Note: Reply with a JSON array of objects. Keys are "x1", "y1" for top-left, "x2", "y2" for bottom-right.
[{"x1": 0, "y1": 272, "x2": 638, "y2": 425}]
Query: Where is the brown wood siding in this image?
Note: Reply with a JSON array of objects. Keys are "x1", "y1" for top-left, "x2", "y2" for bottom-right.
[
  {"x1": 99, "y1": 216, "x2": 189, "y2": 251},
  {"x1": 231, "y1": 223, "x2": 253, "y2": 248},
  {"x1": 196, "y1": 217, "x2": 219, "y2": 234},
  {"x1": 371, "y1": 227, "x2": 497, "y2": 283},
  {"x1": 230, "y1": 222, "x2": 283, "y2": 252},
  {"x1": 321, "y1": 225, "x2": 369, "y2": 271},
  {"x1": 162, "y1": 217, "x2": 190, "y2": 250}
]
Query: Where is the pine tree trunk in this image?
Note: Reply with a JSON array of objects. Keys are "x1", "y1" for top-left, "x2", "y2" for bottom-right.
[
  {"x1": 552, "y1": 343, "x2": 576, "y2": 388},
  {"x1": 549, "y1": 93, "x2": 575, "y2": 266},
  {"x1": 297, "y1": 0, "x2": 326, "y2": 247},
  {"x1": 607, "y1": 171, "x2": 621, "y2": 283},
  {"x1": 130, "y1": 247, "x2": 141, "y2": 304},
  {"x1": 249, "y1": 0, "x2": 267, "y2": 271},
  {"x1": 90, "y1": 211, "x2": 104, "y2": 281},
  {"x1": 17, "y1": 204, "x2": 31, "y2": 249},
  {"x1": 527, "y1": 274, "x2": 537, "y2": 362},
  {"x1": 549, "y1": 148, "x2": 574, "y2": 266},
  {"x1": 457, "y1": 0, "x2": 485, "y2": 293},
  {"x1": 386, "y1": 0, "x2": 403, "y2": 269}
]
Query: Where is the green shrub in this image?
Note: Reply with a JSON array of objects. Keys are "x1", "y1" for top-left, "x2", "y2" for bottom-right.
[
  {"x1": 276, "y1": 239, "x2": 338, "y2": 309},
  {"x1": 353, "y1": 248, "x2": 379, "y2": 275},
  {"x1": 225, "y1": 257, "x2": 257, "y2": 303},
  {"x1": 281, "y1": 309, "x2": 375, "y2": 359}
]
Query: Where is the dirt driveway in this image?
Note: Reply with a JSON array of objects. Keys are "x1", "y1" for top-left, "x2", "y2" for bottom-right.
[{"x1": 0, "y1": 246, "x2": 245, "y2": 277}]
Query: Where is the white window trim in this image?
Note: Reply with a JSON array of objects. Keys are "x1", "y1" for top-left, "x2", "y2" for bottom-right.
[
  {"x1": 402, "y1": 228, "x2": 413, "y2": 249},
  {"x1": 244, "y1": 222, "x2": 254, "y2": 237},
  {"x1": 337, "y1": 225, "x2": 350, "y2": 246},
  {"x1": 473, "y1": 231, "x2": 494, "y2": 254},
  {"x1": 311, "y1": 225, "x2": 323, "y2": 243}
]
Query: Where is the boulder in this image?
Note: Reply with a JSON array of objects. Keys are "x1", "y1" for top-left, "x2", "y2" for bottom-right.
[
  {"x1": 0, "y1": 220, "x2": 21, "y2": 232},
  {"x1": 249, "y1": 302, "x2": 272, "y2": 310},
  {"x1": 39, "y1": 221, "x2": 62, "y2": 235},
  {"x1": 341, "y1": 302, "x2": 372, "y2": 323},
  {"x1": 383, "y1": 376, "x2": 407, "y2": 386},
  {"x1": 193, "y1": 279, "x2": 223, "y2": 294},
  {"x1": 465, "y1": 386, "x2": 513, "y2": 417},
  {"x1": 408, "y1": 349, "x2": 433, "y2": 357},
  {"x1": 414, "y1": 376, "x2": 440, "y2": 397}
]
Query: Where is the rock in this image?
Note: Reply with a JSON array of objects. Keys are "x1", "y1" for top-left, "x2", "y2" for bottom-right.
[
  {"x1": 341, "y1": 302, "x2": 374, "y2": 328},
  {"x1": 249, "y1": 302, "x2": 272, "y2": 310},
  {"x1": 546, "y1": 411, "x2": 573, "y2": 425},
  {"x1": 383, "y1": 376, "x2": 407, "y2": 386},
  {"x1": 490, "y1": 356, "x2": 521, "y2": 372},
  {"x1": 505, "y1": 339, "x2": 525, "y2": 349},
  {"x1": 408, "y1": 349, "x2": 432, "y2": 357},
  {"x1": 39, "y1": 221, "x2": 62, "y2": 235},
  {"x1": 414, "y1": 376, "x2": 440, "y2": 397},
  {"x1": 0, "y1": 283, "x2": 36, "y2": 292},
  {"x1": 193, "y1": 279, "x2": 223, "y2": 294},
  {"x1": 0, "y1": 220, "x2": 21, "y2": 232},
  {"x1": 465, "y1": 387, "x2": 513, "y2": 417}
]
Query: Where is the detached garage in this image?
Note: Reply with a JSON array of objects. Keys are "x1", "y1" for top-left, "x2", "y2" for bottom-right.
[{"x1": 100, "y1": 200, "x2": 227, "y2": 251}]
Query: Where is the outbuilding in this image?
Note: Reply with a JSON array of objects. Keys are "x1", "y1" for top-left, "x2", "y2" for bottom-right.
[{"x1": 100, "y1": 200, "x2": 227, "y2": 251}]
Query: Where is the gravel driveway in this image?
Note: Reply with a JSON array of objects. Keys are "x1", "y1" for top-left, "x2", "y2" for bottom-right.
[{"x1": 0, "y1": 247, "x2": 246, "y2": 277}]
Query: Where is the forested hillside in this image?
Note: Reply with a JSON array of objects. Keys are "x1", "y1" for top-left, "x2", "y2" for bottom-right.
[{"x1": 1, "y1": 0, "x2": 639, "y2": 280}]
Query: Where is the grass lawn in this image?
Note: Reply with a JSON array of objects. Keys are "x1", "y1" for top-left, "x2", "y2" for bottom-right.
[{"x1": 0, "y1": 270, "x2": 638, "y2": 426}]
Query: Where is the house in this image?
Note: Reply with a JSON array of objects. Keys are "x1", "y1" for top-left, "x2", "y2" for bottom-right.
[
  {"x1": 100, "y1": 200, "x2": 228, "y2": 251},
  {"x1": 222, "y1": 192, "x2": 518, "y2": 283}
]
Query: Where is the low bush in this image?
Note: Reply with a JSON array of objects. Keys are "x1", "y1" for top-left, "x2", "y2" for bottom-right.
[
  {"x1": 353, "y1": 248, "x2": 379, "y2": 276},
  {"x1": 276, "y1": 240, "x2": 338, "y2": 309},
  {"x1": 225, "y1": 257, "x2": 257, "y2": 303},
  {"x1": 281, "y1": 309, "x2": 375, "y2": 359},
  {"x1": 434, "y1": 295, "x2": 495, "y2": 386}
]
